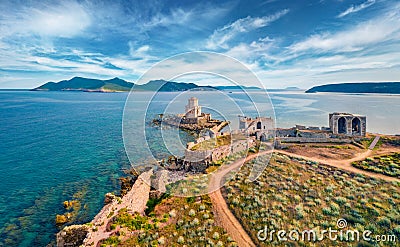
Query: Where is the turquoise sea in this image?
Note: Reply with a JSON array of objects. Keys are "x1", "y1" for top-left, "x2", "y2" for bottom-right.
[{"x1": 0, "y1": 90, "x2": 400, "y2": 246}]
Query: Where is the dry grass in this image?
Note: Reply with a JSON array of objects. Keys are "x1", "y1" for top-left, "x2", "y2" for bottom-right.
[
  {"x1": 284, "y1": 143, "x2": 363, "y2": 160},
  {"x1": 101, "y1": 195, "x2": 237, "y2": 247},
  {"x1": 223, "y1": 153, "x2": 400, "y2": 246}
]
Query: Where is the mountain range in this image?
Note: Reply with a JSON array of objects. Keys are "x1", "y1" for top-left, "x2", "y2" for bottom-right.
[
  {"x1": 32, "y1": 77, "x2": 216, "y2": 92},
  {"x1": 32, "y1": 77, "x2": 264, "y2": 92}
]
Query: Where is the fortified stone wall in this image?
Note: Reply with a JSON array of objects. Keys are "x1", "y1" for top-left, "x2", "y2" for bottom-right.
[
  {"x1": 231, "y1": 139, "x2": 251, "y2": 153},
  {"x1": 298, "y1": 131, "x2": 329, "y2": 138},
  {"x1": 81, "y1": 169, "x2": 152, "y2": 247},
  {"x1": 184, "y1": 149, "x2": 212, "y2": 163},
  {"x1": 211, "y1": 144, "x2": 231, "y2": 161},
  {"x1": 276, "y1": 128, "x2": 296, "y2": 137},
  {"x1": 278, "y1": 137, "x2": 352, "y2": 143},
  {"x1": 152, "y1": 170, "x2": 169, "y2": 193}
]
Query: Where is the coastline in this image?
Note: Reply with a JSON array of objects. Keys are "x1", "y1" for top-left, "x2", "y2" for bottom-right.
[{"x1": 57, "y1": 169, "x2": 153, "y2": 247}]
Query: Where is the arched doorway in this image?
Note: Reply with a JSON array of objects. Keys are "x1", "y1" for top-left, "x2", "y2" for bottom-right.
[
  {"x1": 352, "y1": 117, "x2": 361, "y2": 135},
  {"x1": 260, "y1": 133, "x2": 268, "y2": 142},
  {"x1": 338, "y1": 117, "x2": 346, "y2": 134},
  {"x1": 257, "y1": 122, "x2": 262, "y2": 129}
]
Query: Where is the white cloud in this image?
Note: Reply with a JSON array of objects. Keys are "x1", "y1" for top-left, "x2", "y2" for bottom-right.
[
  {"x1": 337, "y1": 0, "x2": 375, "y2": 18},
  {"x1": 0, "y1": 1, "x2": 91, "y2": 38},
  {"x1": 143, "y1": 8, "x2": 193, "y2": 28},
  {"x1": 224, "y1": 36, "x2": 278, "y2": 64},
  {"x1": 206, "y1": 9, "x2": 289, "y2": 50},
  {"x1": 289, "y1": 6, "x2": 400, "y2": 53},
  {"x1": 138, "y1": 3, "x2": 232, "y2": 33},
  {"x1": 128, "y1": 42, "x2": 152, "y2": 57}
]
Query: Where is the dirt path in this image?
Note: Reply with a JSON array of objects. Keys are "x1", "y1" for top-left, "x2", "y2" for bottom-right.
[
  {"x1": 275, "y1": 149, "x2": 400, "y2": 182},
  {"x1": 209, "y1": 151, "x2": 272, "y2": 247}
]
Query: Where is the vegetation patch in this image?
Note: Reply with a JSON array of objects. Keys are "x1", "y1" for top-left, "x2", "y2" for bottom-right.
[
  {"x1": 102, "y1": 195, "x2": 236, "y2": 246},
  {"x1": 352, "y1": 153, "x2": 400, "y2": 178},
  {"x1": 381, "y1": 137, "x2": 400, "y2": 147},
  {"x1": 191, "y1": 134, "x2": 232, "y2": 151},
  {"x1": 145, "y1": 193, "x2": 169, "y2": 215},
  {"x1": 310, "y1": 145, "x2": 352, "y2": 149}
]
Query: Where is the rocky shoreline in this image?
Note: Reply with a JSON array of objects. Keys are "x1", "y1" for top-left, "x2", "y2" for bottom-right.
[{"x1": 57, "y1": 169, "x2": 153, "y2": 247}]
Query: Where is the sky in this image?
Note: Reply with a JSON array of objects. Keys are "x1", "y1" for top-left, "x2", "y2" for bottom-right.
[{"x1": 0, "y1": 0, "x2": 399, "y2": 89}]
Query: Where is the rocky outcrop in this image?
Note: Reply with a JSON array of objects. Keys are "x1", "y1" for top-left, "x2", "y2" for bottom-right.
[
  {"x1": 104, "y1": 193, "x2": 117, "y2": 204},
  {"x1": 56, "y1": 225, "x2": 89, "y2": 247}
]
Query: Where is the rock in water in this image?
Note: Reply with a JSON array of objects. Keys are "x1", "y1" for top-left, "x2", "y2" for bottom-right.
[{"x1": 56, "y1": 225, "x2": 89, "y2": 247}]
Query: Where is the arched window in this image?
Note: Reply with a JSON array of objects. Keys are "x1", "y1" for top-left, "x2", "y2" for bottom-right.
[
  {"x1": 257, "y1": 122, "x2": 262, "y2": 129},
  {"x1": 338, "y1": 117, "x2": 346, "y2": 134},
  {"x1": 352, "y1": 117, "x2": 361, "y2": 135}
]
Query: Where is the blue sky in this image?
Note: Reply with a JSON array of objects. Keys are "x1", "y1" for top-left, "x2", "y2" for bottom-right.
[{"x1": 0, "y1": 0, "x2": 399, "y2": 88}]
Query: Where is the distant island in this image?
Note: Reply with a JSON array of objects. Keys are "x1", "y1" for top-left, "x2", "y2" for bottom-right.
[
  {"x1": 215, "y1": 85, "x2": 261, "y2": 90},
  {"x1": 284, "y1": 86, "x2": 302, "y2": 90},
  {"x1": 306, "y1": 82, "x2": 400, "y2": 94},
  {"x1": 32, "y1": 77, "x2": 133, "y2": 92},
  {"x1": 32, "y1": 77, "x2": 215, "y2": 92}
]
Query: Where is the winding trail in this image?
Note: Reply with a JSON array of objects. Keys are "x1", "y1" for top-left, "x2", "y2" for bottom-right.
[{"x1": 209, "y1": 150, "x2": 272, "y2": 247}]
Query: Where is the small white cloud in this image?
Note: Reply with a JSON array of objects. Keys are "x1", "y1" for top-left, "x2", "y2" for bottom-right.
[
  {"x1": 337, "y1": 0, "x2": 375, "y2": 18},
  {"x1": 137, "y1": 45, "x2": 150, "y2": 53},
  {"x1": 143, "y1": 8, "x2": 192, "y2": 28},
  {"x1": 206, "y1": 9, "x2": 289, "y2": 50},
  {"x1": 128, "y1": 42, "x2": 155, "y2": 62}
]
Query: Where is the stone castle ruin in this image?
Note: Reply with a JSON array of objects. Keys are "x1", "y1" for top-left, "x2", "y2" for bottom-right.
[
  {"x1": 329, "y1": 112, "x2": 366, "y2": 137},
  {"x1": 154, "y1": 97, "x2": 227, "y2": 132}
]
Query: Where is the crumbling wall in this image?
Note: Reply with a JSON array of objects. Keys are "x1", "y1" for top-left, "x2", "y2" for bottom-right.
[
  {"x1": 278, "y1": 137, "x2": 352, "y2": 143},
  {"x1": 276, "y1": 128, "x2": 296, "y2": 137},
  {"x1": 152, "y1": 169, "x2": 169, "y2": 193},
  {"x1": 125, "y1": 169, "x2": 152, "y2": 214},
  {"x1": 211, "y1": 144, "x2": 231, "y2": 161},
  {"x1": 184, "y1": 149, "x2": 212, "y2": 163},
  {"x1": 231, "y1": 139, "x2": 249, "y2": 153},
  {"x1": 298, "y1": 131, "x2": 329, "y2": 138}
]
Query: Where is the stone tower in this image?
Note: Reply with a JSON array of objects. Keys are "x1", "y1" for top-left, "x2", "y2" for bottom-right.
[{"x1": 185, "y1": 97, "x2": 201, "y2": 119}]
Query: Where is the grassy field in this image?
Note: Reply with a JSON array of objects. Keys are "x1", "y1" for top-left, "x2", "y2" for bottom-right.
[
  {"x1": 381, "y1": 137, "x2": 400, "y2": 147},
  {"x1": 352, "y1": 153, "x2": 400, "y2": 178},
  {"x1": 100, "y1": 195, "x2": 237, "y2": 247},
  {"x1": 223, "y1": 153, "x2": 400, "y2": 246}
]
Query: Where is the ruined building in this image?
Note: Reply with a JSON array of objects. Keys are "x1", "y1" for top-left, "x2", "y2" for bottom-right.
[
  {"x1": 238, "y1": 115, "x2": 274, "y2": 141},
  {"x1": 182, "y1": 97, "x2": 211, "y2": 124},
  {"x1": 329, "y1": 113, "x2": 366, "y2": 137}
]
